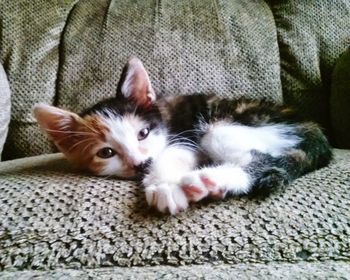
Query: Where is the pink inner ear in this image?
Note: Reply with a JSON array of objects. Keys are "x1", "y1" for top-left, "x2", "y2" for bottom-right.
[
  {"x1": 43, "y1": 114, "x2": 77, "y2": 143},
  {"x1": 130, "y1": 71, "x2": 152, "y2": 107},
  {"x1": 120, "y1": 57, "x2": 155, "y2": 108}
]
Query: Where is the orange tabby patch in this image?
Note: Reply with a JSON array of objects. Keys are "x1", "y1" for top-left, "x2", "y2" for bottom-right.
[{"x1": 61, "y1": 114, "x2": 110, "y2": 170}]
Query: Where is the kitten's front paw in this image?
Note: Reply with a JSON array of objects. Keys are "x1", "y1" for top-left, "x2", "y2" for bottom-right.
[
  {"x1": 181, "y1": 171, "x2": 227, "y2": 202},
  {"x1": 145, "y1": 183, "x2": 189, "y2": 215}
]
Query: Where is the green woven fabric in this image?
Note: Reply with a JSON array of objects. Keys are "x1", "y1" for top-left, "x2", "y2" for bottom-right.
[
  {"x1": 269, "y1": 0, "x2": 350, "y2": 140},
  {"x1": 0, "y1": 150, "x2": 349, "y2": 270},
  {"x1": 0, "y1": 64, "x2": 11, "y2": 160},
  {"x1": 0, "y1": 0, "x2": 79, "y2": 160},
  {"x1": 1, "y1": 1, "x2": 350, "y2": 276},
  {"x1": 1, "y1": 1, "x2": 350, "y2": 157},
  {"x1": 56, "y1": 0, "x2": 281, "y2": 111},
  {"x1": 331, "y1": 48, "x2": 350, "y2": 149},
  {"x1": 0, "y1": 0, "x2": 282, "y2": 159},
  {"x1": 1, "y1": 261, "x2": 350, "y2": 279}
]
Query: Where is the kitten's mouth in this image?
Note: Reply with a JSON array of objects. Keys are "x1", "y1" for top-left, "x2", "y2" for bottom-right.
[
  {"x1": 97, "y1": 159, "x2": 153, "y2": 180},
  {"x1": 126, "y1": 158, "x2": 153, "y2": 181},
  {"x1": 134, "y1": 158, "x2": 153, "y2": 173}
]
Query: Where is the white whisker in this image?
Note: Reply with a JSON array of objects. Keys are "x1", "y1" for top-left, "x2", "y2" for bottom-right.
[
  {"x1": 81, "y1": 142, "x2": 96, "y2": 154},
  {"x1": 45, "y1": 128, "x2": 96, "y2": 136},
  {"x1": 67, "y1": 138, "x2": 95, "y2": 152}
]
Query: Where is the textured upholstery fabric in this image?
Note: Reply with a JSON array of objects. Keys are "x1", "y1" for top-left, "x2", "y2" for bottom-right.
[
  {"x1": 269, "y1": 0, "x2": 350, "y2": 137},
  {"x1": 1, "y1": 0, "x2": 283, "y2": 159},
  {"x1": 1, "y1": 261, "x2": 350, "y2": 279},
  {"x1": 0, "y1": 150, "x2": 349, "y2": 270},
  {"x1": 1, "y1": 1, "x2": 350, "y2": 277},
  {"x1": 2, "y1": 0, "x2": 350, "y2": 158},
  {"x1": 331, "y1": 48, "x2": 350, "y2": 149},
  {"x1": 0, "y1": 64, "x2": 11, "y2": 160},
  {"x1": 56, "y1": 0, "x2": 281, "y2": 111},
  {"x1": 0, "y1": 0, "x2": 78, "y2": 159}
]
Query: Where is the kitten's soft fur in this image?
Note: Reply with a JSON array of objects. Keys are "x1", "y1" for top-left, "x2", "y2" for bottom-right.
[{"x1": 34, "y1": 57, "x2": 332, "y2": 215}]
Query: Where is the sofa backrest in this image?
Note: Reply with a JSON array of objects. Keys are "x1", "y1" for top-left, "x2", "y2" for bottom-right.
[
  {"x1": 0, "y1": 0, "x2": 349, "y2": 159},
  {"x1": 269, "y1": 0, "x2": 350, "y2": 140}
]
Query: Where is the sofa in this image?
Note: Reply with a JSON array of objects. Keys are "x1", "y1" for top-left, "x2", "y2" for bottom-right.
[{"x1": 0, "y1": 0, "x2": 349, "y2": 278}]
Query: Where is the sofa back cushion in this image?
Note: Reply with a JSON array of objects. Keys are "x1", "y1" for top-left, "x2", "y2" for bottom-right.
[
  {"x1": 2, "y1": 0, "x2": 350, "y2": 159},
  {"x1": 269, "y1": 0, "x2": 350, "y2": 138},
  {"x1": 0, "y1": 1, "x2": 71, "y2": 160},
  {"x1": 331, "y1": 49, "x2": 350, "y2": 149},
  {"x1": 1, "y1": 0, "x2": 282, "y2": 159}
]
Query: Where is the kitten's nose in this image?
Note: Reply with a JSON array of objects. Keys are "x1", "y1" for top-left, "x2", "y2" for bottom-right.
[{"x1": 134, "y1": 158, "x2": 152, "y2": 174}]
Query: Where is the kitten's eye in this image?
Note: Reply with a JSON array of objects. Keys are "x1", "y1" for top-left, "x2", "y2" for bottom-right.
[
  {"x1": 138, "y1": 127, "x2": 150, "y2": 141},
  {"x1": 97, "y1": 147, "x2": 116, "y2": 159}
]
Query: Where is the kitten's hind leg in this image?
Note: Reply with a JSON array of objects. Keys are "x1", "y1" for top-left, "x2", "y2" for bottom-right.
[
  {"x1": 180, "y1": 164, "x2": 252, "y2": 202},
  {"x1": 248, "y1": 167, "x2": 289, "y2": 196},
  {"x1": 243, "y1": 151, "x2": 291, "y2": 197}
]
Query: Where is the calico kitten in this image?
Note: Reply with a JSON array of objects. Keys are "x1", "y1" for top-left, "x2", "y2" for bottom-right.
[{"x1": 34, "y1": 57, "x2": 332, "y2": 214}]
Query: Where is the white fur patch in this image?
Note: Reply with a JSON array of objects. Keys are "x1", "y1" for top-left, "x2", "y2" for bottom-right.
[
  {"x1": 144, "y1": 145, "x2": 198, "y2": 184},
  {"x1": 200, "y1": 122, "x2": 301, "y2": 165},
  {"x1": 145, "y1": 183, "x2": 189, "y2": 214},
  {"x1": 143, "y1": 145, "x2": 198, "y2": 214}
]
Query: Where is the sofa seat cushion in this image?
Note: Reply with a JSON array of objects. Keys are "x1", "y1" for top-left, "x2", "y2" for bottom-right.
[
  {"x1": 0, "y1": 150, "x2": 349, "y2": 269},
  {"x1": 1, "y1": 261, "x2": 350, "y2": 279}
]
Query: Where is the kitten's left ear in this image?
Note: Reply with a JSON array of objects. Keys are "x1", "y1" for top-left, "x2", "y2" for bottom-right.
[{"x1": 116, "y1": 57, "x2": 156, "y2": 107}]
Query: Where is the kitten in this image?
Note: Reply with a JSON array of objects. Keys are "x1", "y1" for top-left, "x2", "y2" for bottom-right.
[{"x1": 34, "y1": 57, "x2": 332, "y2": 215}]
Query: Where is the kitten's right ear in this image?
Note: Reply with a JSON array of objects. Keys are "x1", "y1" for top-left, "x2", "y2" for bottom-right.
[
  {"x1": 116, "y1": 57, "x2": 156, "y2": 107},
  {"x1": 33, "y1": 104, "x2": 86, "y2": 152}
]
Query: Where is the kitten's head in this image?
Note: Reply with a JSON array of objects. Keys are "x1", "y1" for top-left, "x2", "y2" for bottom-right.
[{"x1": 34, "y1": 57, "x2": 167, "y2": 178}]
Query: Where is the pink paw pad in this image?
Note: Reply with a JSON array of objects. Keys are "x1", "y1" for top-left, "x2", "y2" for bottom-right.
[
  {"x1": 182, "y1": 184, "x2": 204, "y2": 200},
  {"x1": 199, "y1": 176, "x2": 216, "y2": 189},
  {"x1": 200, "y1": 175, "x2": 226, "y2": 199}
]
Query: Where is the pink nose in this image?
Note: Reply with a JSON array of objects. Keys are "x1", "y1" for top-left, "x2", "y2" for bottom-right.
[{"x1": 126, "y1": 156, "x2": 142, "y2": 168}]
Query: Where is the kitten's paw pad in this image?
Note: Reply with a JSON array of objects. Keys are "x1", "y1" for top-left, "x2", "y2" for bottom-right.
[
  {"x1": 181, "y1": 172, "x2": 227, "y2": 201},
  {"x1": 182, "y1": 184, "x2": 207, "y2": 201},
  {"x1": 181, "y1": 174, "x2": 209, "y2": 202},
  {"x1": 200, "y1": 175, "x2": 227, "y2": 199},
  {"x1": 145, "y1": 183, "x2": 188, "y2": 215},
  {"x1": 201, "y1": 176, "x2": 226, "y2": 199}
]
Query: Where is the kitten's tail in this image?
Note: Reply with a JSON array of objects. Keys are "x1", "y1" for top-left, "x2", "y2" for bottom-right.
[
  {"x1": 246, "y1": 123, "x2": 332, "y2": 197},
  {"x1": 294, "y1": 122, "x2": 333, "y2": 173}
]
